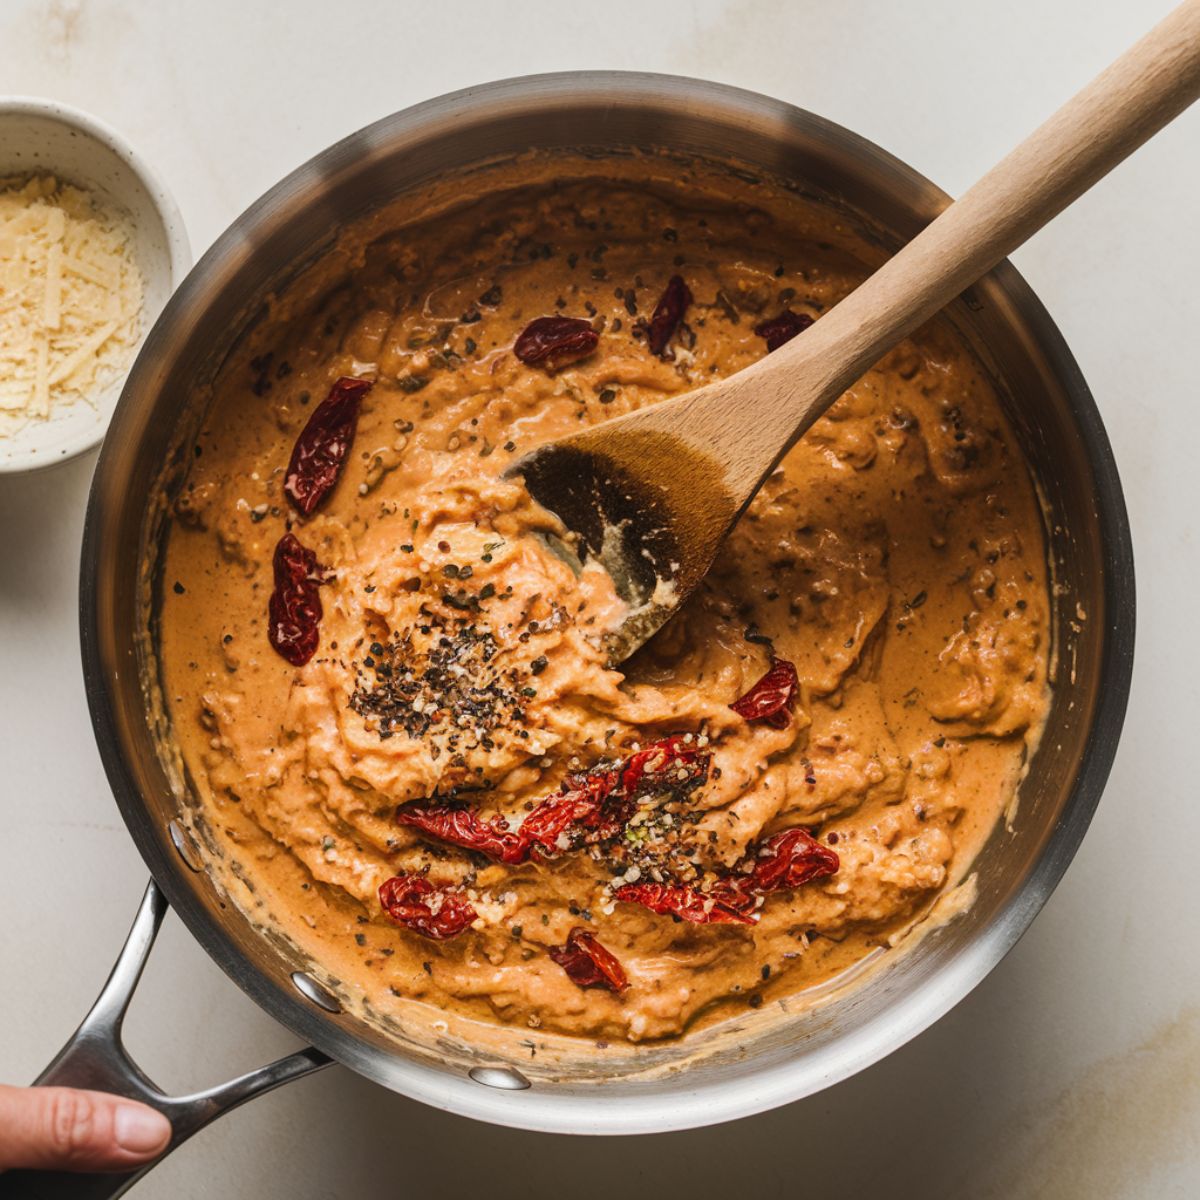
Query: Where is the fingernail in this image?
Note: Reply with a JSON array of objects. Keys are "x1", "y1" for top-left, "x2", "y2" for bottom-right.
[{"x1": 114, "y1": 1104, "x2": 171, "y2": 1154}]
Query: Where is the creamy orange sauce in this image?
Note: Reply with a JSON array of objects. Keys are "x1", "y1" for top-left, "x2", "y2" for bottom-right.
[{"x1": 157, "y1": 157, "x2": 1049, "y2": 1044}]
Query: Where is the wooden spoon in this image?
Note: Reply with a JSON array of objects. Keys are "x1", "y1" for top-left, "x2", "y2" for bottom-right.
[{"x1": 511, "y1": 0, "x2": 1200, "y2": 663}]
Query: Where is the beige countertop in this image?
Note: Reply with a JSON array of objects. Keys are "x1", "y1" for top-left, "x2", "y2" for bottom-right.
[{"x1": 0, "y1": 1, "x2": 1194, "y2": 1196}]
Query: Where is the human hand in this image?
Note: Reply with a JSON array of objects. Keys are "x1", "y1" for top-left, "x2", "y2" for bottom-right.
[{"x1": 0, "y1": 1085, "x2": 171, "y2": 1173}]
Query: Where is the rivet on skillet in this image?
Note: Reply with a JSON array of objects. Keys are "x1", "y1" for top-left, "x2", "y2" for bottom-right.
[
  {"x1": 167, "y1": 818, "x2": 203, "y2": 872},
  {"x1": 291, "y1": 971, "x2": 343, "y2": 1013},
  {"x1": 468, "y1": 1065, "x2": 531, "y2": 1091}
]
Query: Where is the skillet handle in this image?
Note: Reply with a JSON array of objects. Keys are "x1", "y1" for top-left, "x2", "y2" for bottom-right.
[{"x1": 0, "y1": 879, "x2": 331, "y2": 1199}]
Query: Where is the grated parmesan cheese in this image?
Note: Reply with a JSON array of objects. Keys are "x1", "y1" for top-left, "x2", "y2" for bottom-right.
[{"x1": 0, "y1": 174, "x2": 144, "y2": 438}]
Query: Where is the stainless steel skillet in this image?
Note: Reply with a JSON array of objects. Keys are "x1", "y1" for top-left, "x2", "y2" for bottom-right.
[{"x1": 1, "y1": 72, "x2": 1134, "y2": 1198}]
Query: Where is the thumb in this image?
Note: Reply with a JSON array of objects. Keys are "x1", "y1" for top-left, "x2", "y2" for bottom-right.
[{"x1": 0, "y1": 1085, "x2": 172, "y2": 1173}]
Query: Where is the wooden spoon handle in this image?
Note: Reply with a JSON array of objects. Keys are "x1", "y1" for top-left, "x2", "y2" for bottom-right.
[{"x1": 718, "y1": 0, "x2": 1200, "y2": 494}]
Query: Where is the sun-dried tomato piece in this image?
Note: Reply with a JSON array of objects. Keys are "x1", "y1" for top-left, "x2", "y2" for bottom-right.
[
  {"x1": 396, "y1": 803, "x2": 529, "y2": 865},
  {"x1": 745, "y1": 827, "x2": 840, "y2": 893},
  {"x1": 267, "y1": 533, "x2": 325, "y2": 666},
  {"x1": 378, "y1": 873, "x2": 477, "y2": 940},
  {"x1": 514, "y1": 316, "x2": 598, "y2": 372},
  {"x1": 521, "y1": 735, "x2": 709, "y2": 856},
  {"x1": 549, "y1": 927, "x2": 629, "y2": 992},
  {"x1": 519, "y1": 770, "x2": 620, "y2": 853},
  {"x1": 730, "y1": 657, "x2": 799, "y2": 729},
  {"x1": 645, "y1": 274, "x2": 693, "y2": 357},
  {"x1": 283, "y1": 376, "x2": 373, "y2": 515},
  {"x1": 753, "y1": 309, "x2": 813, "y2": 353},
  {"x1": 615, "y1": 825, "x2": 838, "y2": 925},
  {"x1": 393, "y1": 736, "x2": 709, "y2": 863},
  {"x1": 618, "y1": 735, "x2": 704, "y2": 792},
  {"x1": 613, "y1": 881, "x2": 757, "y2": 925}
]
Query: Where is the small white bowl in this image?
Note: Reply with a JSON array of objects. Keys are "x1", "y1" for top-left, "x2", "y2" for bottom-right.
[{"x1": 0, "y1": 97, "x2": 191, "y2": 474}]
